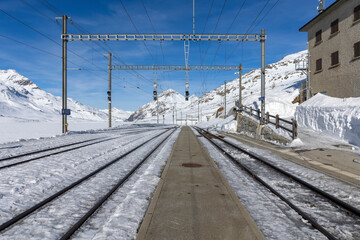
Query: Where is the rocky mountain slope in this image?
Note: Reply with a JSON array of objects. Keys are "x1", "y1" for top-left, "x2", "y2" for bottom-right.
[{"x1": 0, "y1": 69, "x2": 132, "y2": 121}]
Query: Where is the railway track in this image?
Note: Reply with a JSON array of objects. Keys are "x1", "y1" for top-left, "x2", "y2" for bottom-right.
[
  {"x1": 0, "y1": 128, "x2": 161, "y2": 170},
  {"x1": 0, "y1": 127, "x2": 176, "y2": 239},
  {"x1": 194, "y1": 127, "x2": 360, "y2": 240}
]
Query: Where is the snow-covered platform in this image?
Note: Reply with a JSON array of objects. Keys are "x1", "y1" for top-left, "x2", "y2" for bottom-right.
[{"x1": 137, "y1": 126, "x2": 264, "y2": 239}]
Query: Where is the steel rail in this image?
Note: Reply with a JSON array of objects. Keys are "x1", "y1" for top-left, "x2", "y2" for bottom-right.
[
  {"x1": 194, "y1": 127, "x2": 340, "y2": 240},
  {"x1": 0, "y1": 136, "x2": 119, "y2": 170},
  {"x1": 0, "y1": 137, "x2": 105, "y2": 162},
  {"x1": 60, "y1": 128, "x2": 176, "y2": 239},
  {"x1": 0, "y1": 128, "x2": 156, "y2": 162},
  {"x1": 198, "y1": 127, "x2": 360, "y2": 217},
  {"x1": 0, "y1": 128, "x2": 174, "y2": 232},
  {"x1": 0, "y1": 128, "x2": 161, "y2": 170}
]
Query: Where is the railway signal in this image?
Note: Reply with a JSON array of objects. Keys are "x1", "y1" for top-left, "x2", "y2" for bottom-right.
[{"x1": 185, "y1": 82, "x2": 189, "y2": 101}]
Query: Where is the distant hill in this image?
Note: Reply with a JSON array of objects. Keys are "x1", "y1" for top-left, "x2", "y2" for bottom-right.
[{"x1": 0, "y1": 69, "x2": 132, "y2": 121}]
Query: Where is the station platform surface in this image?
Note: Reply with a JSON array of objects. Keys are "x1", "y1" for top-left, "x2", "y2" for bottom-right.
[{"x1": 137, "y1": 126, "x2": 264, "y2": 240}]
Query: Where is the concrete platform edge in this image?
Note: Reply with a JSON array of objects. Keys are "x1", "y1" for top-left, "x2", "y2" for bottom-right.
[
  {"x1": 136, "y1": 127, "x2": 265, "y2": 240},
  {"x1": 194, "y1": 129, "x2": 266, "y2": 240},
  {"x1": 136, "y1": 129, "x2": 180, "y2": 239}
]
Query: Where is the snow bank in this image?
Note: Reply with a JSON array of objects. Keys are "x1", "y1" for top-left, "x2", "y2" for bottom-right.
[{"x1": 295, "y1": 94, "x2": 360, "y2": 147}]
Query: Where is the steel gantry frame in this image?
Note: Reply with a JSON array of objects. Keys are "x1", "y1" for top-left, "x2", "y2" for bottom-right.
[
  {"x1": 60, "y1": 14, "x2": 267, "y2": 133},
  {"x1": 110, "y1": 65, "x2": 242, "y2": 71},
  {"x1": 109, "y1": 64, "x2": 252, "y2": 126}
]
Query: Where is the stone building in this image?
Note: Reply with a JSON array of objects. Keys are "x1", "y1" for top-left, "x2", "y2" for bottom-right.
[{"x1": 299, "y1": 0, "x2": 360, "y2": 97}]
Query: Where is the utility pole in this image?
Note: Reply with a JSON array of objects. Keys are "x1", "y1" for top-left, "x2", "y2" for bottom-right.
[
  {"x1": 239, "y1": 64, "x2": 242, "y2": 110},
  {"x1": 62, "y1": 15, "x2": 68, "y2": 134},
  {"x1": 224, "y1": 80, "x2": 227, "y2": 119},
  {"x1": 172, "y1": 106, "x2": 174, "y2": 124},
  {"x1": 108, "y1": 52, "x2": 112, "y2": 128},
  {"x1": 306, "y1": 43, "x2": 311, "y2": 100},
  {"x1": 163, "y1": 115, "x2": 165, "y2": 124},
  {"x1": 260, "y1": 29, "x2": 266, "y2": 124},
  {"x1": 193, "y1": 0, "x2": 195, "y2": 35},
  {"x1": 197, "y1": 101, "x2": 199, "y2": 123}
]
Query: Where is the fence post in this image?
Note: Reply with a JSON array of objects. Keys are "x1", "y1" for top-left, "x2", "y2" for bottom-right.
[
  {"x1": 250, "y1": 107, "x2": 252, "y2": 116},
  {"x1": 257, "y1": 109, "x2": 260, "y2": 120},
  {"x1": 292, "y1": 119, "x2": 298, "y2": 139},
  {"x1": 275, "y1": 114, "x2": 279, "y2": 129},
  {"x1": 266, "y1": 112, "x2": 269, "y2": 124}
]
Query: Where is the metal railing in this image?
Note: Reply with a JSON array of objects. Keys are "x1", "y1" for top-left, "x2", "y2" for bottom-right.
[{"x1": 241, "y1": 106, "x2": 298, "y2": 139}]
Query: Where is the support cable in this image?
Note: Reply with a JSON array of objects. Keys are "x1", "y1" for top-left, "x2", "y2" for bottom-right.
[
  {"x1": 36, "y1": 0, "x2": 151, "y2": 85},
  {"x1": 140, "y1": 0, "x2": 166, "y2": 64},
  {"x1": 225, "y1": 0, "x2": 270, "y2": 63},
  {"x1": 118, "y1": 0, "x2": 156, "y2": 63},
  {"x1": 249, "y1": 0, "x2": 280, "y2": 33},
  {"x1": 201, "y1": 0, "x2": 227, "y2": 65}
]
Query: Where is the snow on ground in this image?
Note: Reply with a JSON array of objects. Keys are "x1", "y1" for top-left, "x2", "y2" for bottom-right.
[
  {"x1": 0, "y1": 117, "x2": 133, "y2": 144},
  {"x1": 295, "y1": 94, "x2": 360, "y2": 147},
  {"x1": 0, "y1": 125, "x2": 179, "y2": 239},
  {"x1": 195, "y1": 128, "x2": 360, "y2": 239}
]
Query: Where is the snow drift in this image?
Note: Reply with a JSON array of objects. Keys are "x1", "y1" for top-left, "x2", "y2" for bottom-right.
[{"x1": 295, "y1": 94, "x2": 360, "y2": 147}]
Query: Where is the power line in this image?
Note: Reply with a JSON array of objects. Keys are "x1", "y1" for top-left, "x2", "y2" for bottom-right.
[
  {"x1": 34, "y1": 0, "x2": 151, "y2": 85},
  {"x1": 201, "y1": 0, "x2": 228, "y2": 64},
  {"x1": 225, "y1": 0, "x2": 271, "y2": 63},
  {"x1": 245, "y1": 0, "x2": 271, "y2": 34},
  {"x1": 202, "y1": 0, "x2": 214, "y2": 34},
  {"x1": 249, "y1": 0, "x2": 280, "y2": 33},
  {"x1": 0, "y1": 34, "x2": 60, "y2": 58},
  {"x1": 118, "y1": 0, "x2": 156, "y2": 63},
  {"x1": 140, "y1": 0, "x2": 166, "y2": 65},
  {"x1": 226, "y1": 0, "x2": 247, "y2": 33},
  {"x1": 20, "y1": 0, "x2": 56, "y2": 23}
]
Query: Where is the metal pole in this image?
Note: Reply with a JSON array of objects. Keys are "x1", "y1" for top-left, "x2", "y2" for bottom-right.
[
  {"x1": 62, "y1": 15, "x2": 68, "y2": 134},
  {"x1": 193, "y1": 0, "x2": 195, "y2": 35},
  {"x1": 260, "y1": 29, "x2": 266, "y2": 124},
  {"x1": 239, "y1": 64, "x2": 242, "y2": 110},
  {"x1": 198, "y1": 101, "x2": 199, "y2": 122},
  {"x1": 306, "y1": 42, "x2": 311, "y2": 100},
  {"x1": 108, "y1": 52, "x2": 112, "y2": 128},
  {"x1": 224, "y1": 80, "x2": 227, "y2": 119}
]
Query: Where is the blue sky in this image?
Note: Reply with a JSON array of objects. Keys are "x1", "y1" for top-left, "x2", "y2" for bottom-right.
[{"x1": 0, "y1": 0, "x2": 336, "y2": 111}]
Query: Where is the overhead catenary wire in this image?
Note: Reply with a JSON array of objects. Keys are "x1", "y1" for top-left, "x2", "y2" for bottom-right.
[
  {"x1": 140, "y1": 0, "x2": 166, "y2": 65},
  {"x1": 35, "y1": 0, "x2": 152, "y2": 90},
  {"x1": 118, "y1": 0, "x2": 156, "y2": 63},
  {"x1": 225, "y1": 0, "x2": 271, "y2": 63},
  {"x1": 201, "y1": 0, "x2": 228, "y2": 65},
  {"x1": 249, "y1": 0, "x2": 280, "y2": 33}
]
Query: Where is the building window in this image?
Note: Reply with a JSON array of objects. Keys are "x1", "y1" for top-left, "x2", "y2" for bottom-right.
[
  {"x1": 354, "y1": 5, "x2": 360, "y2": 22},
  {"x1": 331, "y1": 19, "x2": 339, "y2": 34},
  {"x1": 316, "y1": 58, "x2": 322, "y2": 71},
  {"x1": 354, "y1": 41, "x2": 360, "y2": 58},
  {"x1": 315, "y1": 30, "x2": 322, "y2": 43},
  {"x1": 331, "y1": 51, "x2": 339, "y2": 66}
]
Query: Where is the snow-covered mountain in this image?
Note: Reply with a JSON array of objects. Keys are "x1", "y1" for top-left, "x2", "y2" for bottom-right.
[
  {"x1": 128, "y1": 50, "x2": 307, "y2": 124},
  {"x1": 128, "y1": 89, "x2": 198, "y2": 121},
  {"x1": 0, "y1": 69, "x2": 132, "y2": 121},
  {"x1": 194, "y1": 50, "x2": 308, "y2": 119}
]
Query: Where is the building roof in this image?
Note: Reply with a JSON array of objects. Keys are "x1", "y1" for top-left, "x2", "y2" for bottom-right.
[{"x1": 299, "y1": 0, "x2": 346, "y2": 32}]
